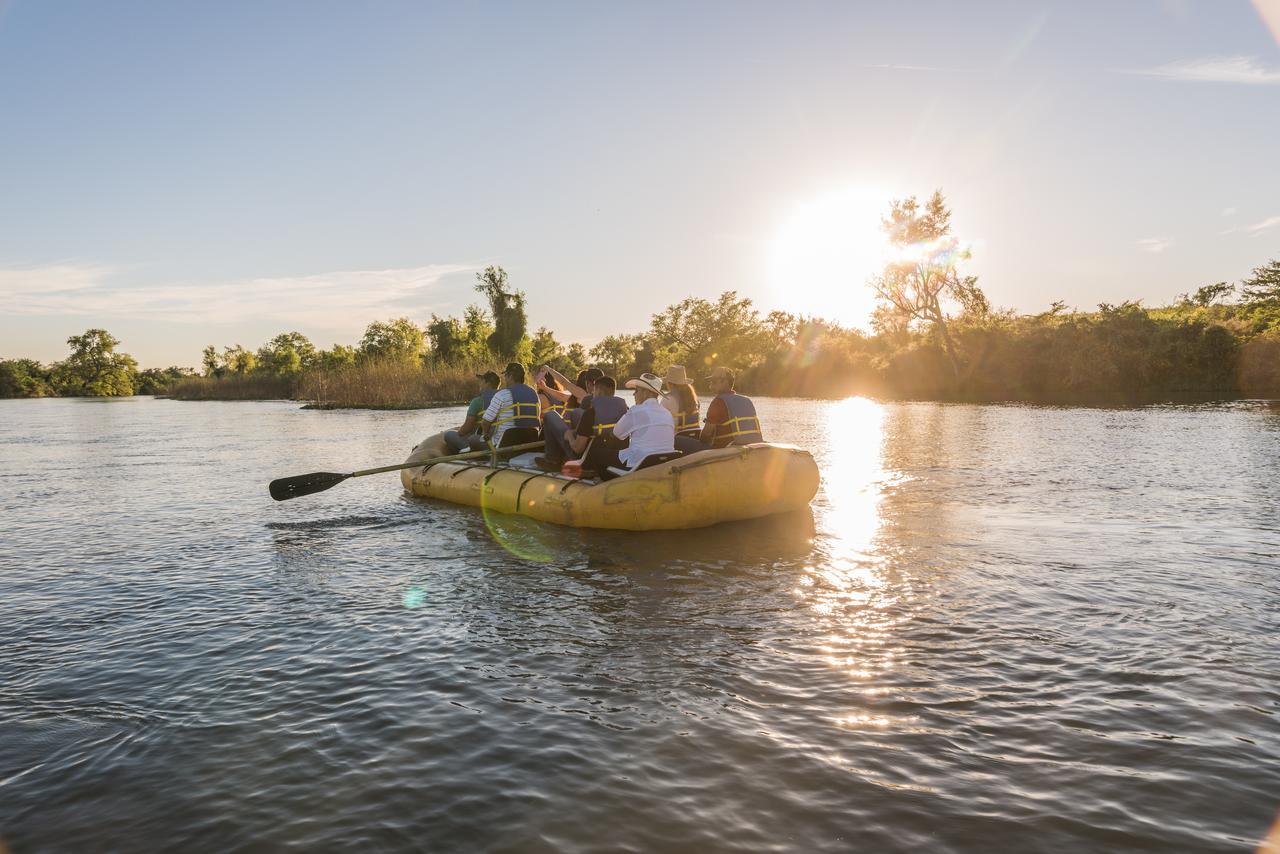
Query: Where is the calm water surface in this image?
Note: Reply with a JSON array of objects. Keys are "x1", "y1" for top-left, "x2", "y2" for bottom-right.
[{"x1": 1, "y1": 396, "x2": 1278, "y2": 852}]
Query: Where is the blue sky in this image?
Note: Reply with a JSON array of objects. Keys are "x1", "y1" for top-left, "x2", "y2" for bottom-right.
[{"x1": 2, "y1": 0, "x2": 1278, "y2": 367}]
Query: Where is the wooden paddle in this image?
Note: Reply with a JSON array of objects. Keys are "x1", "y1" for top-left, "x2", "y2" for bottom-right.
[{"x1": 268, "y1": 441, "x2": 543, "y2": 501}]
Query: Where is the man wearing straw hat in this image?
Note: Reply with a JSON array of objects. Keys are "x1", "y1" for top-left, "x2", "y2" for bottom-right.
[{"x1": 598, "y1": 372, "x2": 676, "y2": 472}]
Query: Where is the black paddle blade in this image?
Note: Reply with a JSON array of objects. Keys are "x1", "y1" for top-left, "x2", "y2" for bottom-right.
[{"x1": 269, "y1": 471, "x2": 351, "y2": 501}]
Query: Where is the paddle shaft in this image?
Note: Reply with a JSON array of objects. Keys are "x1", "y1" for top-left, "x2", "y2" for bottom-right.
[{"x1": 352, "y1": 441, "x2": 543, "y2": 478}]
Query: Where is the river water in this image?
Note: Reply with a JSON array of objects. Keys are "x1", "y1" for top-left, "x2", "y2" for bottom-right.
[{"x1": 1, "y1": 396, "x2": 1277, "y2": 852}]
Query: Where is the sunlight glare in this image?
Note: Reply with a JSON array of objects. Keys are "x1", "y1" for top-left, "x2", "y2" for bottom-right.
[{"x1": 767, "y1": 186, "x2": 894, "y2": 328}]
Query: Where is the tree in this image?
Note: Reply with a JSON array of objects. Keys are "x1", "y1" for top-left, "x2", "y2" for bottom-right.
[
  {"x1": 530, "y1": 327, "x2": 562, "y2": 367},
  {"x1": 565, "y1": 342, "x2": 587, "y2": 371},
  {"x1": 1241, "y1": 260, "x2": 1280, "y2": 305},
  {"x1": 426, "y1": 314, "x2": 466, "y2": 363},
  {"x1": 222, "y1": 345, "x2": 256, "y2": 375},
  {"x1": 870, "y1": 190, "x2": 984, "y2": 378},
  {"x1": 648, "y1": 291, "x2": 771, "y2": 371},
  {"x1": 461, "y1": 304, "x2": 495, "y2": 362},
  {"x1": 54, "y1": 329, "x2": 138, "y2": 396},
  {"x1": 590, "y1": 334, "x2": 644, "y2": 377},
  {"x1": 0, "y1": 359, "x2": 54, "y2": 398},
  {"x1": 474, "y1": 266, "x2": 528, "y2": 359},
  {"x1": 135, "y1": 366, "x2": 194, "y2": 395},
  {"x1": 359, "y1": 317, "x2": 425, "y2": 362},
  {"x1": 201, "y1": 345, "x2": 221, "y2": 377},
  {"x1": 256, "y1": 332, "x2": 317, "y2": 376},
  {"x1": 1179, "y1": 282, "x2": 1234, "y2": 308},
  {"x1": 315, "y1": 344, "x2": 357, "y2": 370}
]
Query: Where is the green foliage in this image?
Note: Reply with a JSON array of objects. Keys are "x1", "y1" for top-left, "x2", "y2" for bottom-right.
[
  {"x1": 474, "y1": 266, "x2": 529, "y2": 359},
  {"x1": 222, "y1": 345, "x2": 256, "y2": 375},
  {"x1": 1240, "y1": 259, "x2": 1280, "y2": 306},
  {"x1": 314, "y1": 344, "x2": 357, "y2": 370},
  {"x1": 135, "y1": 366, "x2": 195, "y2": 395},
  {"x1": 256, "y1": 332, "x2": 317, "y2": 376},
  {"x1": 589, "y1": 334, "x2": 645, "y2": 377},
  {"x1": 0, "y1": 358, "x2": 55, "y2": 397},
  {"x1": 201, "y1": 345, "x2": 221, "y2": 377},
  {"x1": 565, "y1": 342, "x2": 587, "y2": 372},
  {"x1": 648, "y1": 291, "x2": 772, "y2": 373},
  {"x1": 55, "y1": 329, "x2": 138, "y2": 396},
  {"x1": 359, "y1": 318, "x2": 425, "y2": 362},
  {"x1": 426, "y1": 314, "x2": 467, "y2": 363}
]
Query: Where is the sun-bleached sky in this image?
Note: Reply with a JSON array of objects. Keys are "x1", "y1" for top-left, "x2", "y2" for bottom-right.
[{"x1": 2, "y1": 0, "x2": 1279, "y2": 368}]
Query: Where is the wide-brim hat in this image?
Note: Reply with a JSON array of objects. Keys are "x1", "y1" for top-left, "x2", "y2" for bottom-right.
[
  {"x1": 662, "y1": 364, "x2": 690, "y2": 385},
  {"x1": 624, "y1": 373, "x2": 664, "y2": 395}
]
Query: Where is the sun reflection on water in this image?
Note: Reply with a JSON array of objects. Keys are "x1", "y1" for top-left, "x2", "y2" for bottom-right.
[{"x1": 797, "y1": 397, "x2": 916, "y2": 731}]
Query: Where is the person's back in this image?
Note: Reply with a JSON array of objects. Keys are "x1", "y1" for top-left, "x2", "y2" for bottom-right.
[
  {"x1": 659, "y1": 365, "x2": 699, "y2": 435},
  {"x1": 700, "y1": 367, "x2": 762, "y2": 448},
  {"x1": 444, "y1": 372, "x2": 501, "y2": 453},
  {"x1": 483, "y1": 363, "x2": 542, "y2": 447},
  {"x1": 615, "y1": 374, "x2": 675, "y2": 470}
]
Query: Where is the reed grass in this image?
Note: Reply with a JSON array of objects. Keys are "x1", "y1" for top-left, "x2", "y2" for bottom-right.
[
  {"x1": 296, "y1": 359, "x2": 481, "y2": 408},
  {"x1": 167, "y1": 373, "x2": 298, "y2": 400}
]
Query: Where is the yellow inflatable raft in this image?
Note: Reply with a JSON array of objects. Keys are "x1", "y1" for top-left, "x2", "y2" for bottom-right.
[{"x1": 400, "y1": 432, "x2": 820, "y2": 531}]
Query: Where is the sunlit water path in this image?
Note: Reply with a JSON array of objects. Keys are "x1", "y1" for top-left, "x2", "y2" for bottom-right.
[{"x1": 1, "y1": 397, "x2": 1278, "y2": 852}]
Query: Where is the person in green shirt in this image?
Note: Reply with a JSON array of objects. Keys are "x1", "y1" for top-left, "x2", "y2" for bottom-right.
[{"x1": 444, "y1": 371, "x2": 500, "y2": 453}]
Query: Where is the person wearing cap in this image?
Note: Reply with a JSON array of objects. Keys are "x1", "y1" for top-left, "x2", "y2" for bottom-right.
[
  {"x1": 700, "y1": 366, "x2": 764, "y2": 448},
  {"x1": 481, "y1": 362, "x2": 542, "y2": 448},
  {"x1": 443, "y1": 370, "x2": 501, "y2": 453},
  {"x1": 607, "y1": 372, "x2": 676, "y2": 471}
]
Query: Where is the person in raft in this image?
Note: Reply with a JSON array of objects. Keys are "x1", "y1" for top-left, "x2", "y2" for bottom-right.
[
  {"x1": 609, "y1": 372, "x2": 676, "y2": 470},
  {"x1": 443, "y1": 370, "x2": 501, "y2": 453},
  {"x1": 697, "y1": 366, "x2": 763, "y2": 448},
  {"x1": 535, "y1": 374, "x2": 630, "y2": 471},
  {"x1": 480, "y1": 362, "x2": 542, "y2": 448},
  {"x1": 660, "y1": 364, "x2": 708, "y2": 456}
]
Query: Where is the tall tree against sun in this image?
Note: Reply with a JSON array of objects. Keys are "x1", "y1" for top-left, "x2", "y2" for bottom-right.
[{"x1": 871, "y1": 190, "x2": 986, "y2": 378}]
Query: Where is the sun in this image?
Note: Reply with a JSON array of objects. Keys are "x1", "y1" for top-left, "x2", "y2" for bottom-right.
[{"x1": 766, "y1": 186, "x2": 894, "y2": 329}]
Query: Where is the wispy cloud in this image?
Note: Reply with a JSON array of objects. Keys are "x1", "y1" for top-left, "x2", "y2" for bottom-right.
[
  {"x1": 1121, "y1": 55, "x2": 1280, "y2": 84},
  {"x1": 1221, "y1": 214, "x2": 1280, "y2": 236},
  {"x1": 0, "y1": 262, "x2": 474, "y2": 327},
  {"x1": 1137, "y1": 237, "x2": 1173, "y2": 253}
]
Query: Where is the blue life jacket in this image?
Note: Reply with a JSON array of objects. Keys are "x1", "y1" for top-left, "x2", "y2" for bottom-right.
[
  {"x1": 673, "y1": 406, "x2": 700, "y2": 433},
  {"x1": 494, "y1": 383, "x2": 541, "y2": 430},
  {"x1": 712, "y1": 392, "x2": 762, "y2": 447},
  {"x1": 479, "y1": 389, "x2": 497, "y2": 409},
  {"x1": 590, "y1": 394, "x2": 629, "y2": 436}
]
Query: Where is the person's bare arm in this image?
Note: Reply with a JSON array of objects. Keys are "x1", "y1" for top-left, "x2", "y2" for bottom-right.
[
  {"x1": 538, "y1": 382, "x2": 573, "y2": 404},
  {"x1": 456, "y1": 415, "x2": 479, "y2": 437},
  {"x1": 542, "y1": 366, "x2": 587, "y2": 401}
]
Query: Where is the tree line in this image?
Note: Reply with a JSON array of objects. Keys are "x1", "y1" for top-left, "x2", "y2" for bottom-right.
[{"x1": 5, "y1": 194, "x2": 1279, "y2": 403}]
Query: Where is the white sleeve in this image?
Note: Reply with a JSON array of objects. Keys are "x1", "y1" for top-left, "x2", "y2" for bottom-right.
[
  {"x1": 482, "y1": 390, "x2": 507, "y2": 423},
  {"x1": 612, "y1": 407, "x2": 636, "y2": 439}
]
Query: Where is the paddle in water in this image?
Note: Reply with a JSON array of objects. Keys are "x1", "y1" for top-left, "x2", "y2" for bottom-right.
[{"x1": 268, "y1": 441, "x2": 543, "y2": 501}]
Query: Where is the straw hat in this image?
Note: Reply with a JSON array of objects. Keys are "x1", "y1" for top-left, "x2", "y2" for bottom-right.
[
  {"x1": 624, "y1": 373, "x2": 664, "y2": 395},
  {"x1": 662, "y1": 365, "x2": 691, "y2": 385}
]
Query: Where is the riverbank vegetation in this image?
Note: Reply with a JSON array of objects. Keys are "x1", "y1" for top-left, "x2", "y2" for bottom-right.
[
  {"x1": 0, "y1": 330, "x2": 192, "y2": 399},
  {"x1": 5, "y1": 196, "x2": 1279, "y2": 404}
]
